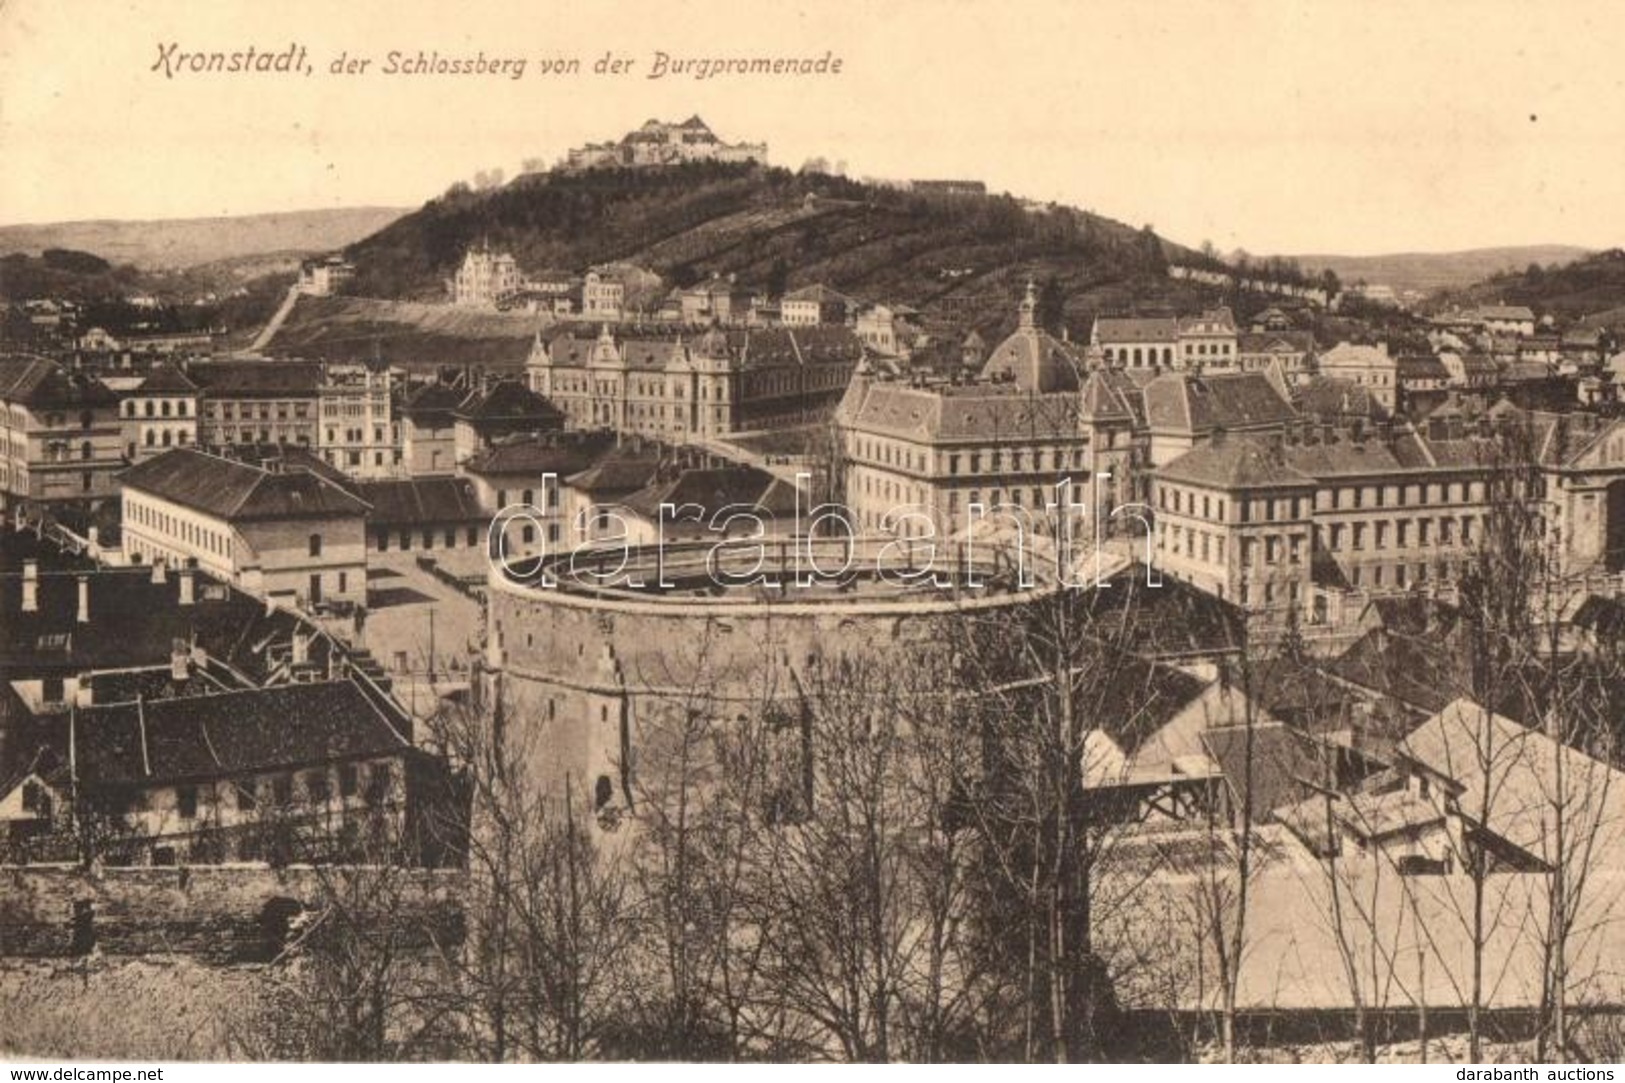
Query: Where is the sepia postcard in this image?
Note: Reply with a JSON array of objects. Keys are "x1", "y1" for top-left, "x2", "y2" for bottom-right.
[{"x1": 4, "y1": 0, "x2": 1625, "y2": 1070}]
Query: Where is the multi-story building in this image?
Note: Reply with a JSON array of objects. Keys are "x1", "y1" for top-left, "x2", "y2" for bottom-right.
[
  {"x1": 1177, "y1": 308, "x2": 1240, "y2": 368},
  {"x1": 580, "y1": 270, "x2": 624, "y2": 321},
  {"x1": 1234, "y1": 331, "x2": 1315, "y2": 380},
  {"x1": 452, "y1": 379, "x2": 566, "y2": 465},
  {"x1": 119, "y1": 362, "x2": 200, "y2": 462},
  {"x1": 1472, "y1": 305, "x2": 1537, "y2": 338},
  {"x1": 400, "y1": 382, "x2": 465, "y2": 476},
  {"x1": 1149, "y1": 408, "x2": 1625, "y2": 624},
  {"x1": 1317, "y1": 342, "x2": 1401, "y2": 411},
  {"x1": 527, "y1": 323, "x2": 862, "y2": 439},
  {"x1": 120, "y1": 446, "x2": 369, "y2": 608},
  {"x1": 191, "y1": 360, "x2": 322, "y2": 449},
  {"x1": 1140, "y1": 370, "x2": 1298, "y2": 467},
  {"x1": 1091, "y1": 307, "x2": 1239, "y2": 372},
  {"x1": 318, "y1": 362, "x2": 398, "y2": 478},
  {"x1": 675, "y1": 275, "x2": 756, "y2": 326},
  {"x1": 450, "y1": 244, "x2": 521, "y2": 307},
  {"x1": 1091, "y1": 316, "x2": 1179, "y2": 369},
  {"x1": 464, "y1": 432, "x2": 615, "y2": 560},
  {"x1": 0, "y1": 357, "x2": 124, "y2": 509},
  {"x1": 297, "y1": 255, "x2": 354, "y2": 297},
  {"x1": 562, "y1": 116, "x2": 766, "y2": 171},
  {"x1": 837, "y1": 287, "x2": 1141, "y2": 539},
  {"x1": 781, "y1": 284, "x2": 857, "y2": 327}
]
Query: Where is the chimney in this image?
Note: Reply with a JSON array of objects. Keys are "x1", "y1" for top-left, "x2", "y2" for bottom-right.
[
  {"x1": 76, "y1": 575, "x2": 90, "y2": 624},
  {"x1": 170, "y1": 639, "x2": 190, "y2": 682},
  {"x1": 177, "y1": 565, "x2": 195, "y2": 606},
  {"x1": 151, "y1": 559, "x2": 167, "y2": 585}
]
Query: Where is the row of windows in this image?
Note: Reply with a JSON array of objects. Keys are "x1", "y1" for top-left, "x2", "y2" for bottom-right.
[
  {"x1": 127, "y1": 499, "x2": 229, "y2": 557},
  {"x1": 207, "y1": 401, "x2": 311, "y2": 421},
  {"x1": 1156, "y1": 476, "x2": 1498, "y2": 522},
  {"x1": 122, "y1": 398, "x2": 192, "y2": 418},
  {"x1": 852, "y1": 437, "x2": 1090, "y2": 478},
  {"x1": 1321, "y1": 515, "x2": 1483, "y2": 551},
  {"x1": 377, "y1": 525, "x2": 483, "y2": 552},
  {"x1": 173, "y1": 760, "x2": 396, "y2": 819}
]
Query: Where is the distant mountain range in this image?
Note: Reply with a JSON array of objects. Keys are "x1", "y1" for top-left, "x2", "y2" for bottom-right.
[
  {"x1": 0, "y1": 207, "x2": 409, "y2": 272},
  {"x1": 1280, "y1": 246, "x2": 1591, "y2": 295}
]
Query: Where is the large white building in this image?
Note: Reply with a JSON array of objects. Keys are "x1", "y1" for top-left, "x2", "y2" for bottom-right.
[
  {"x1": 119, "y1": 447, "x2": 370, "y2": 608},
  {"x1": 450, "y1": 245, "x2": 521, "y2": 307}
]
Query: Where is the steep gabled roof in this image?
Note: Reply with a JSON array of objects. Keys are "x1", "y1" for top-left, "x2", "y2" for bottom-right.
[
  {"x1": 0, "y1": 357, "x2": 119, "y2": 408},
  {"x1": 118, "y1": 447, "x2": 370, "y2": 522},
  {"x1": 132, "y1": 361, "x2": 199, "y2": 395},
  {"x1": 453, "y1": 380, "x2": 565, "y2": 426},
  {"x1": 55, "y1": 680, "x2": 410, "y2": 786},
  {"x1": 1142, "y1": 372, "x2": 1297, "y2": 433}
]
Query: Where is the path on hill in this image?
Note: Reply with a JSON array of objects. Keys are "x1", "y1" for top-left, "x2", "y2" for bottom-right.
[{"x1": 246, "y1": 285, "x2": 301, "y2": 353}]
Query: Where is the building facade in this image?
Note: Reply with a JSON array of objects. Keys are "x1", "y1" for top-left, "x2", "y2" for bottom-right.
[
  {"x1": 0, "y1": 358, "x2": 124, "y2": 509},
  {"x1": 450, "y1": 245, "x2": 521, "y2": 307},
  {"x1": 191, "y1": 360, "x2": 323, "y2": 449},
  {"x1": 119, "y1": 447, "x2": 370, "y2": 607},
  {"x1": 527, "y1": 323, "x2": 862, "y2": 439},
  {"x1": 119, "y1": 363, "x2": 200, "y2": 462}
]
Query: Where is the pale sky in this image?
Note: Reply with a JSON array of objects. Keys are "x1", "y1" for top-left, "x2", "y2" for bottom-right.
[{"x1": 3, "y1": 0, "x2": 1624, "y2": 256}]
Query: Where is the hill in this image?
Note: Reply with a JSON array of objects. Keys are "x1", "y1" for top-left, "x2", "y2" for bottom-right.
[
  {"x1": 267, "y1": 295, "x2": 544, "y2": 369},
  {"x1": 342, "y1": 162, "x2": 1214, "y2": 339},
  {"x1": 0, "y1": 207, "x2": 409, "y2": 271},
  {"x1": 1428, "y1": 248, "x2": 1625, "y2": 323},
  {"x1": 1282, "y1": 245, "x2": 1590, "y2": 295}
]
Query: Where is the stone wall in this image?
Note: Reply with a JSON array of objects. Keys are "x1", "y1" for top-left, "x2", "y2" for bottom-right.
[{"x1": 0, "y1": 864, "x2": 464, "y2": 963}]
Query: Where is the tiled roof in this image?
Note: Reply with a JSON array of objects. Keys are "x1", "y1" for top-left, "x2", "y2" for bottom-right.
[
  {"x1": 622, "y1": 465, "x2": 799, "y2": 523},
  {"x1": 402, "y1": 382, "x2": 466, "y2": 418},
  {"x1": 0, "y1": 357, "x2": 119, "y2": 408},
  {"x1": 132, "y1": 362, "x2": 199, "y2": 395},
  {"x1": 1079, "y1": 371, "x2": 1135, "y2": 422},
  {"x1": 0, "y1": 565, "x2": 342, "y2": 684},
  {"x1": 1397, "y1": 697, "x2": 1625, "y2": 859},
  {"x1": 564, "y1": 444, "x2": 663, "y2": 495},
  {"x1": 1202, "y1": 722, "x2": 1318, "y2": 824},
  {"x1": 1294, "y1": 376, "x2": 1389, "y2": 420},
  {"x1": 1237, "y1": 331, "x2": 1314, "y2": 355},
  {"x1": 187, "y1": 360, "x2": 323, "y2": 397},
  {"x1": 35, "y1": 680, "x2": 409, "y2": 787},
  {"x1": 463, "y1": 431, "x2": 616, "y2": 479},
  {"x1": 453, "y1": 380, "x2": 565, "y2": 425},
  {"x1": 355, "y1": 477, "x2": 486, "y2": 526},
  {"x1": 1142, "y1": 372, "x2": 1297, "y2": 433},
  {"x1": 1318, "y1": 342, "x2": 1395, "y2": 371},
  {"x1": 839, "y1": 380, "x2": 1083, "y2": 443},
  {"x1": 1093, "y1": 316, "x2": 1179, "y2": 343},
  {"x1": 782, "y1": 284, "x2": 856, "y2": 307},
  {"x1": 119, "y1": 447, "x2": 370, "y2": 522},
  {"x1": 1156, "y1": 437, "x2": 1314, "y2": 489}
]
